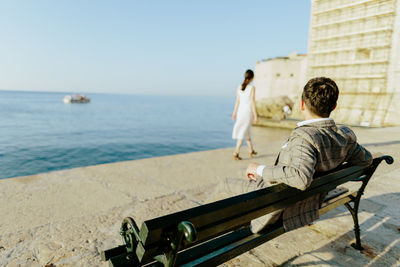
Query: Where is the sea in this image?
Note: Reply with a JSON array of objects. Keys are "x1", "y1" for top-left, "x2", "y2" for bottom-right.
[{"x1": 0, "y1": 90, "x2": 235, "y2": 179}]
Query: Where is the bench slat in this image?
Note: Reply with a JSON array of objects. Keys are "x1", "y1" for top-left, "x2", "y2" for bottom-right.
[
  {"x1": 176, "y1": 227, "x2": 251, "y2": 266},
  {"x1": 101, "y1": 245, "x2": 127, "y2": 262},
  {"x1": 319, "y1": 192, "x2": 357, "y2": 216},
  {"x1": 180, "y1": 226, "x2": 285, "y2": 267},
  {"x1": 109, "y1": 252, "x2": 139, "y2": 267},
  {"x1": 323, "y1": 187, "x2": 348, "y2": 202}
]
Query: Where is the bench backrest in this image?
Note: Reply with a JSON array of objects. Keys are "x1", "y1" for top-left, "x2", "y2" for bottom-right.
[{"x1": 134, "y1": 159, "x2": 383, "y2": 264}]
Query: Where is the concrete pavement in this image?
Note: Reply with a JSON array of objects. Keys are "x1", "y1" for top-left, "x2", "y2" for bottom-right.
[{"x1": 0, "y1": 126, "x2": 399, "y2": 266}]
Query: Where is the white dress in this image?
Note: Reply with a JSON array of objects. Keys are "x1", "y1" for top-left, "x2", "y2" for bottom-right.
[{"x1": 232, "y1": 84, "x2": 254, "y2": 140}]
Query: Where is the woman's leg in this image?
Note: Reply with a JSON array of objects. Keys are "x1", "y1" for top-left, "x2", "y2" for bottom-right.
[
  {"x1": 246, "y1": 138, "x2": 254, "y2": 153},
  {"x1": 246, "y1": 131, "x2": 257, "y2": 157},
  {"x1": 234, "y1": 139, "x2": 243, "y2": 155}
]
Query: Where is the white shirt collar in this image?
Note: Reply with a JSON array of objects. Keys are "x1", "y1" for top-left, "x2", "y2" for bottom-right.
[{"x1": 297, "y1": 117, "x2": 332, "y2": 127}]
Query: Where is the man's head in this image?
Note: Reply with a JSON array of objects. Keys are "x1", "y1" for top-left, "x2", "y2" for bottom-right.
[{"x1": 302, "y1": 77, "x2": 339, "y2": 118}]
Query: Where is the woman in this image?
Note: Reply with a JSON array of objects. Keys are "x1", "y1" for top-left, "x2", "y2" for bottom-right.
[{"x1": 231, "y1": 69, "x2": 258, "y2": 160}]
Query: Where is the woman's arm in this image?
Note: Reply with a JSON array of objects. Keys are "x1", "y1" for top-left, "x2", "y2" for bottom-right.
[
  {"x1": 232, "y1": 90, "x2": 240, "y2": 120},
  {"x1": 251, "y1": 86, "x2": 258, "y2": 123}
]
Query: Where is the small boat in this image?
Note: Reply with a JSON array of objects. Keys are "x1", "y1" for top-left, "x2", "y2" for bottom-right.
[{"x1": 63, "y1": 94, "x2": 90, "y2": 103}]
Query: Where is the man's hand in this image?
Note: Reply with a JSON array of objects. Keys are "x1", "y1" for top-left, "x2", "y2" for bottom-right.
[{"x1": 246, "y1": 163, "x2": 260, "y2": 181}]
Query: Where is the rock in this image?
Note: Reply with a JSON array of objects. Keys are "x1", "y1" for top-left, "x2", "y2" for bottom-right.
[{"x1": 256, "y1": 96, "x2": 294, "y2": 120}]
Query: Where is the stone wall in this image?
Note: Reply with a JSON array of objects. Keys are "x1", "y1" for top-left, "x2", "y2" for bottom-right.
[
  {"x1": 254, "y1": 53, "x2": 307, "y2": 101},
  {"x1": 293, "y1": 0, "x2": 400, "y2": 126}
]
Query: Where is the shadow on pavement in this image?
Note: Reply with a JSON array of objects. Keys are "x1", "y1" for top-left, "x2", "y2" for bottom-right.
[{"x1": 280, "y1": 192, "x2": 400, "y2": 267}]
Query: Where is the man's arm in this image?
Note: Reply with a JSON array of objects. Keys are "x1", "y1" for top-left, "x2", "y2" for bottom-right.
[
  {"x1": 347, "y1": 143, "x2": 373, "y2": 166},
  {"x1": 247, "y1": 132, "x2": 317, "y2": 191},
  {"x1": 340, "y1": 126, "x2": 373, "y2": 166}
]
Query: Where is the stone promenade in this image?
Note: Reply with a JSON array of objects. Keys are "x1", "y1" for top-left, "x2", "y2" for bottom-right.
[{"x1": 0, "y1": 126, "x2": 399, "y2": 266}]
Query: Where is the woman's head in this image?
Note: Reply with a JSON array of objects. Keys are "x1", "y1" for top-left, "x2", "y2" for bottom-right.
[{"x1": 241, "y1": 69, "x2": 254, "y2": 91}]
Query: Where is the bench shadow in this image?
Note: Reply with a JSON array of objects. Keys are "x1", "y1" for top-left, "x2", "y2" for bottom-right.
[{"x1": 277, "y1": 192, "x2": 400, "y2": 267}]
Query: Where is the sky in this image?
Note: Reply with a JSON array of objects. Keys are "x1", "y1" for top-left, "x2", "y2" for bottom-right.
[{"x1": 0, "y1": 0, "x2": 311, "y2": 96}]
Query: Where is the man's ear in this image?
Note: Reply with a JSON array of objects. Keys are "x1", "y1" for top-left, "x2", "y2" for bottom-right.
[
  {"x1": 332, "y1": 103, "x2": 337, "y2": 111},
  {"x1": 301, "y1": 99, "x2": 305, "y2": 111}
]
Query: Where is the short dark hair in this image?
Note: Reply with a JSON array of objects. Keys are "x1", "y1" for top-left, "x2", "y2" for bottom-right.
[{"x1": 302, "y1": 77, "x2": 339, "y2": 117}]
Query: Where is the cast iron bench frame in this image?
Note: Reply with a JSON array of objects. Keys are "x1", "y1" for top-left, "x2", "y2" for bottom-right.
[{"x1": 101, "y1": 155, "x2": 393, "y2": 267}]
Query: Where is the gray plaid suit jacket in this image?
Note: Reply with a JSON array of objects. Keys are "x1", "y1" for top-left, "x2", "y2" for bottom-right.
[{"x1": 261, "y1": 119, "x2": 372, "y2": 230}]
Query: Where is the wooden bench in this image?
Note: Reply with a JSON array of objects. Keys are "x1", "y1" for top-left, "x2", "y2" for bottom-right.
[{"x1": 101, "y1": 155, "x2": 393, "y2": 267}]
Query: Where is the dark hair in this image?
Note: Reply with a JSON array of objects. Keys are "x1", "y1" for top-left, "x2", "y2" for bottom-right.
[
  {"x1": 241, "y1": 69, "x2": 254, "y2": 91},
  {"x1": 302, "y1": 77, "x2": 339, "y2": 117}
]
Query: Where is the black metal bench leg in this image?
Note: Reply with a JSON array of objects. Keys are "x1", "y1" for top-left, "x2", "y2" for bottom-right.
[
  {"x1": 344, "y1": 175, "x2": 373, "y2": 251},
  {"x1": 344, "y1": 201, "x2": 363, "y2": 250},
  {"x1": 343, "y1": 157, "x2": 394, "y2": 251}
]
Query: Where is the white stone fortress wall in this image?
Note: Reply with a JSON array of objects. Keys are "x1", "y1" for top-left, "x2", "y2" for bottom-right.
[
  {"x1": 306, "y1": 0, "x2": 400, "y2": 126},
  {"x1": 254, "y1": 54, "x2": 307, "y2": 101}
]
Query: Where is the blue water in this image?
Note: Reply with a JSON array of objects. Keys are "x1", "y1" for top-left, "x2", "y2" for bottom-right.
[{"x1": 0, "y1": 90, "x2": 235, "y2": 179}]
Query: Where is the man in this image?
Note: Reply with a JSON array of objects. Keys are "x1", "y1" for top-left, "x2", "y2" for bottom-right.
[{"x1": 213, "y1": 77, "x2": 372, "y2": 233}]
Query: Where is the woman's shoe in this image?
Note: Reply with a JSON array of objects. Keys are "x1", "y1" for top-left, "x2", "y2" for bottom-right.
[
  {"x1": 250, "y1": 150, "x2": 258, "y2": 158},
  {"x1": 233, "y1": 153, "x2": 242, "y2": 160}
]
